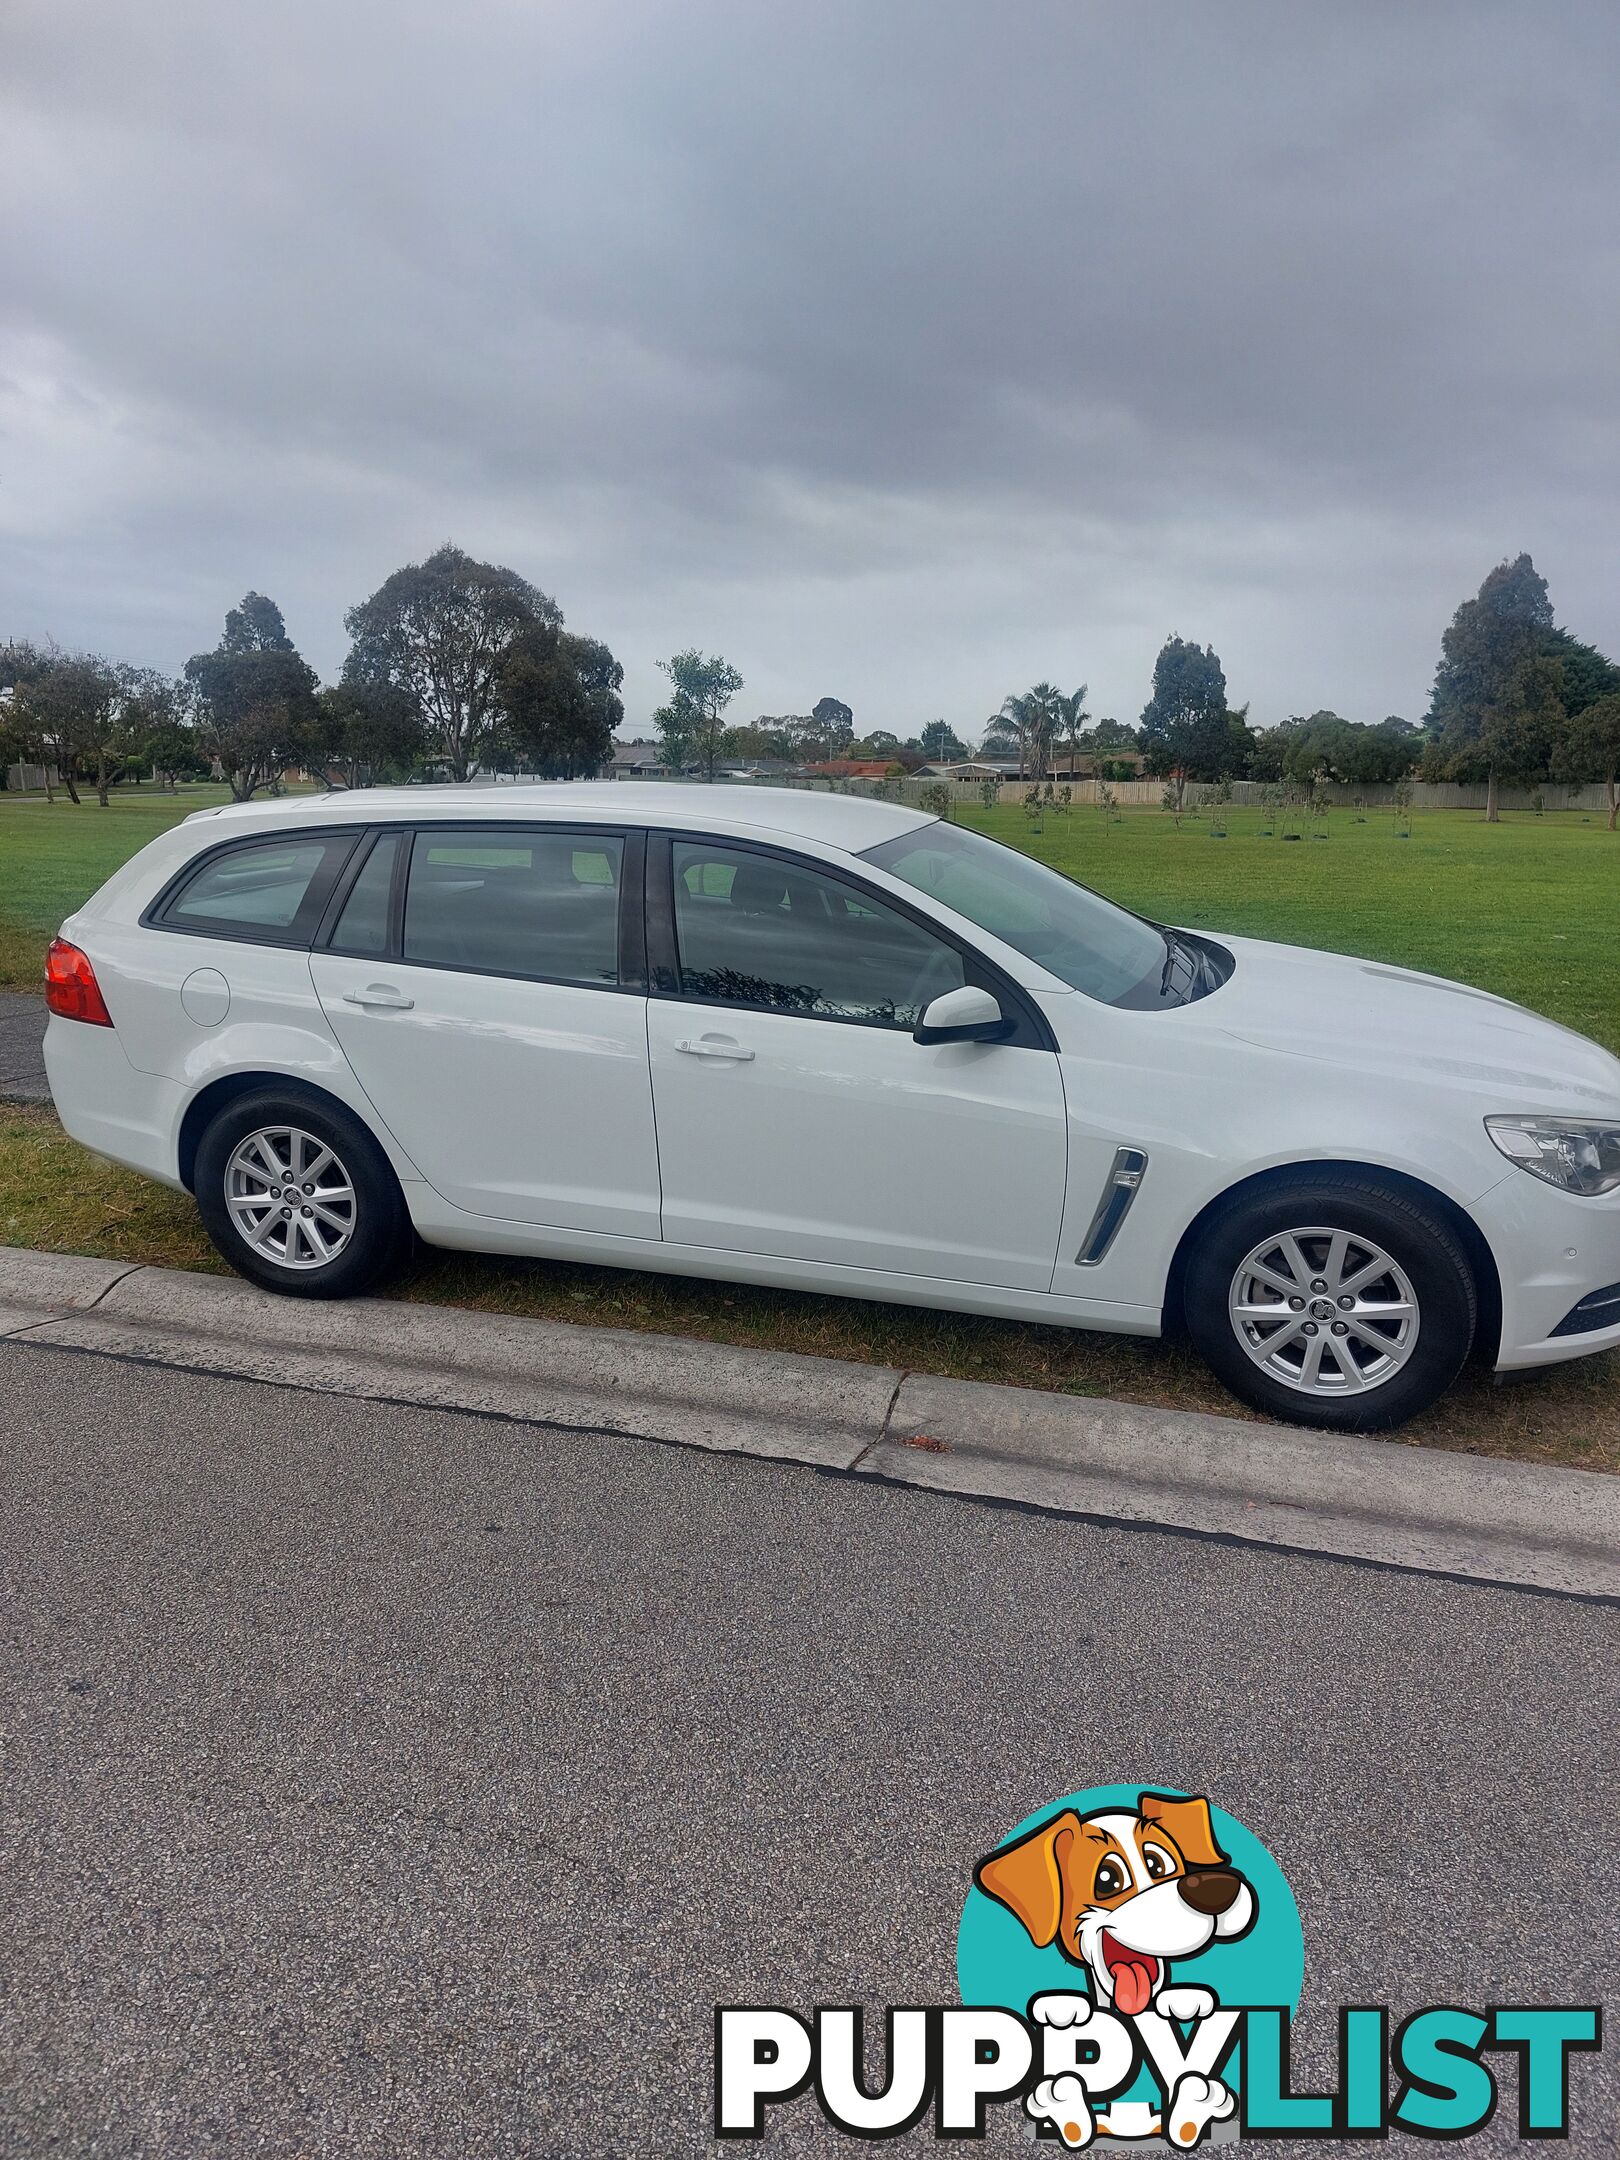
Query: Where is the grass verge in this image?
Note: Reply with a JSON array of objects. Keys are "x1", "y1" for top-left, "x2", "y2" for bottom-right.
[
  {"x1": 0, "y1": 785, "x2": 252, "y2": 988},
  {"x1": 5, "y1": 1102, "x2": 1616, "y2": 1474}
]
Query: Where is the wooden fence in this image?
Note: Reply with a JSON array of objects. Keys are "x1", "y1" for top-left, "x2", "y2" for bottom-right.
[{"x1": 768, "y1": 774, "x2": 1615, "y2": 815}]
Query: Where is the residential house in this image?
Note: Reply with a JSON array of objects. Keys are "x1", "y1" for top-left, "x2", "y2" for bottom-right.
[
  {"x1": 915, "y1": 757, "x2": 1022, "y2": 782},
  {"x1": 607, "y1": 739, "x2": 671, "y2": 779},
  {"x1": 801, "y1": 758, "x2": 907, "y2": 781}
]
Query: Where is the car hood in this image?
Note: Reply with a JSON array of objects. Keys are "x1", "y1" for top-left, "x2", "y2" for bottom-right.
[{"x1": 1195, "y1": 931, "x2": 1620, "y2": 1112}]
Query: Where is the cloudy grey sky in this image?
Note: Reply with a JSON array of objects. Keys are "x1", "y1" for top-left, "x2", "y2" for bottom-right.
[{"x1": 4, "y1": 0, "x2": 1618, "y2": 740}]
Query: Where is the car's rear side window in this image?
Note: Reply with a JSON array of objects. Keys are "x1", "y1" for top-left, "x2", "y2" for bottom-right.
[
  {"x1": 157, "y1": 833, "x2": 358, "y2": 943},
  {"x1": 402, "y1": 828, "x2": 624, "y2": 984},
  {"x1": 328, "y1": 831, "x2": 404, "y2": 956}
]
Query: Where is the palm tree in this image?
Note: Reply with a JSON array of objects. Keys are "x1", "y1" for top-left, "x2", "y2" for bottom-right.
[
  {"x1": 1000, "y1": 683, "x2": 1063, "y2": 780},
  {"x1": 1052, "y1": 684, "x2": 1090, "y2": 778},
  {"x1": 997, "y1": 693, "x2": 1030, "y2": 776}
]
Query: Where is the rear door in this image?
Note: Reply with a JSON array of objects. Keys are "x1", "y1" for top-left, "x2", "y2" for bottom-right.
[
  {"x1": 644, "y1": 833, "x2": 1068, "y2": 1288},
  {"x1": 310, "y1": 822, "x2": 661, "y2": 1238}
]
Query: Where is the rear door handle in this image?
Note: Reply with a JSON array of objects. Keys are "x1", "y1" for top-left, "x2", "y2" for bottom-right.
[
  {"x1": 342, "y1": 986, "x2": 415, "y2": 1011},
  {"x1": 675, "y1": 1036, "x2": 755, "y2": 1061}
]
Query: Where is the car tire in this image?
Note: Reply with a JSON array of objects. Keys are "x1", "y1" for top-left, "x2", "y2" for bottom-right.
[
  {"x1": 1182, "y1": 1171, "x2": 1478, "y2": 1432},
  {"x1": 194, "y1": 1086, "x2": 412, "y2": 1300}
]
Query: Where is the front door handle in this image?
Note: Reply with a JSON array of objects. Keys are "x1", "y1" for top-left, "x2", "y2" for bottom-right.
[
  {"x1": 342, "y1": 985, "x2": 415, "y2": 1011},
  {"x1": 675, "y1": 1036, "x2": 755, "y2": 1061}
]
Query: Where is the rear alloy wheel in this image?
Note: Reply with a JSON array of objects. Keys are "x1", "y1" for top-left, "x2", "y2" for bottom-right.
[
  {"x1": 224, "y1": 1124, "x2": 358, "y2": 1273},
  {"x1": 1184, "y1": 1174, "x2": 1477, "y2": 1431},
  {"x1": 195, "y1": 1089, "x2": 410, "y2": 1299}
]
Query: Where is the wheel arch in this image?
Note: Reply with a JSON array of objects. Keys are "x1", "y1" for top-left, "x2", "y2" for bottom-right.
[
  {"x1": 1163, "y1": 1159, "x2": 1503, "y2": 1366},
  {"x1": 178, "y1": 1071, "x2": 390, "y2": 1194}
]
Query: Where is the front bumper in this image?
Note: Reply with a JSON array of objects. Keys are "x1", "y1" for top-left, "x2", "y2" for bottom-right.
[{"x1": 1472, "y1": 1168, "x2": 1620, "y2": 1369}]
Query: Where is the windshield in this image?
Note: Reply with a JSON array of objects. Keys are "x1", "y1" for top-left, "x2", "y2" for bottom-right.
[{"x1": 859, "y1": 821, "x2": 1169, "y2": 1006}]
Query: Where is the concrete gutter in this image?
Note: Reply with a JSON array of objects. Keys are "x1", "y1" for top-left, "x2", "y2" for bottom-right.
[{"x1": 1, "y1": 1244, "x2": 1615, "y2": 1599}]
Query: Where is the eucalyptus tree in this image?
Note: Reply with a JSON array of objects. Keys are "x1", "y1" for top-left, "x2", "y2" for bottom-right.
[
  {"x1": 498, "y1": 627, "x2": 624, "y2": 778},
  {"x1": 343, "y1": 544, "x2": 560, "y2": 782},
  {"x1": 1426, "y1": 555, "x2": 1562, "y2": 822},
  {"x1": 655, "y1": 650, "x2": 744, "y2": 780},
  {"x1": 1139, "y1": 639, "x2": 1229, "y2": 781},
  {"x1": 1554, "y1": 692, "x2": 1620, "y2": 830},
  {"x1": 186, "y1": 593, "x2": 321, "y2": 800}
]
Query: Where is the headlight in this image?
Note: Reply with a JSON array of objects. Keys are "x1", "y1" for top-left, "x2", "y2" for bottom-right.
[{"x1": 1486, "y1": 1116, "x2": 1620, "y2": 1196}]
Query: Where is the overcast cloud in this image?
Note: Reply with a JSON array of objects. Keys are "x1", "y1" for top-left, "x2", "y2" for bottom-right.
[{"x1": 4, "y1": 0, "x2": 1618, "y2": 737}]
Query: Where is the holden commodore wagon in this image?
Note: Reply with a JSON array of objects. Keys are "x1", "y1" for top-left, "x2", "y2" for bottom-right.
[{"x1": 43, "y1": 783, "x2": 1620, "y2": 1431}]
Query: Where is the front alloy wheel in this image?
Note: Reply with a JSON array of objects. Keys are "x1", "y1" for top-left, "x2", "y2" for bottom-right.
[
  {"x1": 1184, "y1": 1172, "x2": 1477, "y2": 1432},
  {"x1": 1227, "y1": 1225, "x2": 1419, "y2": 1398}
]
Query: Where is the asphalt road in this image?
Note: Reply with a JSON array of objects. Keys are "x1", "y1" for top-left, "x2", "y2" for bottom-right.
[
  {"x1": 0, "y1": 992, "x2": 48, "y2": 1102},
  {"x1": 2, "y1": 1339, "x2": 1616, "y2": 2157}
]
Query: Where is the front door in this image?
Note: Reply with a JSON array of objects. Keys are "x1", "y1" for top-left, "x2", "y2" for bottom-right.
[
  {"x1": 310, "y1": 823, "x2": 661, "y2": 1238},
  {"x1": 645, "y1": 835, "x2": 1068, "y2": 1289}
]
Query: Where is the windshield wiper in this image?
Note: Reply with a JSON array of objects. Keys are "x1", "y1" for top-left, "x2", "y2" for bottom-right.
[{"x1": 1159, "y1": 931, "x2": 1192, "y2": 999}]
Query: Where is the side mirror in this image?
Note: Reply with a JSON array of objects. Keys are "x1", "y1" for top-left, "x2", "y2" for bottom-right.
[{"x1": 913, "y1": 984, "x2": 1009, "y2": 1045}]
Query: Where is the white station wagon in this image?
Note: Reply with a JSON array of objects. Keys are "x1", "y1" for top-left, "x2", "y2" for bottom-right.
[{"x1": 44, "y1": 783, "x2": 1620, "y2": 1431}]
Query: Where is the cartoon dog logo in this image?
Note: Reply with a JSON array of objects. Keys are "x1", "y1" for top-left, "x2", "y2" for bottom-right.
[
  {"x1": 974, "y1": 1791, "x2": 1256, "y2": 2147},
  {"x1": 975, "y1": 1789, "x2": 1256, "y2": 2014}
]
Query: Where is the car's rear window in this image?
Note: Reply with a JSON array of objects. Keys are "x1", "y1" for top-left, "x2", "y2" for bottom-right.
[
  {"x1": 402, "y1": 829, "x2": 623, "y2": 983},
  {"x1": 159, "y1": 833, "x2": 357, "y2": 942}
]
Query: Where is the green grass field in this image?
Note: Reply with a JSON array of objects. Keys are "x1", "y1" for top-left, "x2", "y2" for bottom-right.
[
  {"x1": 0, "y1": 785, "x2": 237, "y2": 988},
  {"x1": 951, "y1": 800, "x2": 1620, "y2": 1054}
]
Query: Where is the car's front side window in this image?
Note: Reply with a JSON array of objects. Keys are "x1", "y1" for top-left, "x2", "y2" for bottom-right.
[
  {"x1": 402, "y1": 828, "x2": 624, "y2": 984},
  {"x1": 860, "y1": 821, "x2": 1172, "y2": 1006},
  {"x1": 669, "y1": 840, "x2": 965, "y2": 1027},
  {"x1": 159, "y1": 833, "x2": 358, "y2": 943}
]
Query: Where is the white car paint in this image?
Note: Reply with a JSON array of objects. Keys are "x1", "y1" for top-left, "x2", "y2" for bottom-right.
[
  {"x1": 311, "y1": 954, "x2": 662, "y2": 1238},
  {"x1": 645, "y1": 996, "x2": 1069, "y2": 1288},
  {"x1": 42, "y1": 782, "x2": 1620, "y2": 1386}
]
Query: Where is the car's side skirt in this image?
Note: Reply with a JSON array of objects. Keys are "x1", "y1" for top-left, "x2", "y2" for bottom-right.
[{"x1": 404, "y1": 1188, "x2": 1164, "y2": 1336}]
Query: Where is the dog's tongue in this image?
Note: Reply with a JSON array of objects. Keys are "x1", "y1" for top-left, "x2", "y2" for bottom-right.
[{"x1": 1112, "y1": 1955, "x2": 1155, "y2": 2017}]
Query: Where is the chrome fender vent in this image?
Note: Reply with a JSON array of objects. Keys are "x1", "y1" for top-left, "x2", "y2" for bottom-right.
[{"x1": 1076, "y1": 1147, "x2": 1149, "y2": 1266}]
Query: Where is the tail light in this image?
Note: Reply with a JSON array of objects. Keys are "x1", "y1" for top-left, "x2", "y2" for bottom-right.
[{"x1": 45, "y1": 938, "x2": 114, "y2": 1027}]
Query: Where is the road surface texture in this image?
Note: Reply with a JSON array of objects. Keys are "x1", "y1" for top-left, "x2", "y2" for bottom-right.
[
  {"x1": 2, "y1": 1338, "x2": 1616, "y2": 2157},
  {"x1": 0, "y1": 992, "x2": 47, "y2": 1102}
]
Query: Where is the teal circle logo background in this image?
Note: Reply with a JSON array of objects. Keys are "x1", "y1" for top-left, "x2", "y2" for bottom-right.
[{"x1": 957, "y1": 1784, "x2": 1305, "y2": 2029}]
